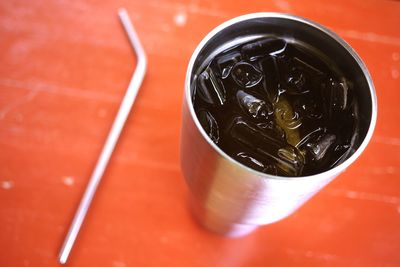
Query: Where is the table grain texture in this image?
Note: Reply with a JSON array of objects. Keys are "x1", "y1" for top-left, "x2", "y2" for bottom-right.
[{"x1": 0, "y1": 0, "x2": 399, "y2": 266}]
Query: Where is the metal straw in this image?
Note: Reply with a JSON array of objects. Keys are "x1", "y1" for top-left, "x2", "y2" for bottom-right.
[{"x1": 58, "y1": 8, "x2": 147, "y2": 264}]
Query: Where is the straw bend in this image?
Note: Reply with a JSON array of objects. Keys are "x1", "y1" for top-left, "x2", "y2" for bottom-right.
[{"x1": 58, "y1": 8, "x2": 147, "y2": 264}]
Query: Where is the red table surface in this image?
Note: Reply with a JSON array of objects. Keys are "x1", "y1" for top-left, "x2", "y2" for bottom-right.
[{"x1": 1, "y1": 0, "x2": 399, "y2": 266}]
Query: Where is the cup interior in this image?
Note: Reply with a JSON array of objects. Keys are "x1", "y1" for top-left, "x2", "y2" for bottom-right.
[{"x1": 187, "y1": 13, "x2": 377, "y2": 176}]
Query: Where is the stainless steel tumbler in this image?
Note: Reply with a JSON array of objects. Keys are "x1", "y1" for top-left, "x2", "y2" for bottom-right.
[{"x1": 180, "y1": 13, "x2": 377, "y2": 237}]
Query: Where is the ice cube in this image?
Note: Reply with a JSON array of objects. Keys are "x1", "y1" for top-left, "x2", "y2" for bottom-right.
[
  {"x1": 214, "y1": 49, "x2": 242, "y2": 79},
  {"x1": 234, "y1": 151, "x2": 279, "y2": 175},
  {"x1": 263, "y1": 164, "x2": 278, "y2": 176},
  {"x1": 285, "y1": 44, "x2": 329, "y2": 96},
  {"x1": 231, "y1": 62, "x2": 263, "y2": 88},
  {"x1": 257, "y1": 120, "x2": 286, "y2": 141},
  {"x1": 326, "y1": 78, "x2": 349, "y2": 113},
  {"x1": 196, "y1": 109, "x2": 219, "y2": 143},
  {"x1": 289, "y1": 44, "x2": 327, "y2": 76},
  {"x1": 293, "y1": 57, "x2": 325, "y2": 77},
  {"x1": 260, "y1": 56, "x2": 282, "y2": 103},
  {"x1": 228, "y1": 117, "x2": 281, "y2": 147},
  {"x1": 334, "y1": 143, "x2": 351, "y2": 152},
  {"x1": 296, "y1": 128, "x2": 336, "y2": 163},
  {"x1": 275, "y1": 102, "x2": 302, "y2": 130},
  {"x1": 329, "y1": 143, "x2": 352, "y2": 167},
  {"x1": 228, "y1": 117, "x2": 304, "y2": 176},
  {"x1": 276, "y1": 147, "x2": 305, "y2": 176},
  {"x1": 304, "y1": 133, "x2": 336, "y2": 162},
  {"x1": 274, "y1": 97, "x2": 302, "y2": 146},
  {"x1": 285, "y1": 67, "x2": 309, "y2": 95},
  {"x1": 296, "y1": 127, "x2": 324, "y2": 148},
  {"x1": 236, "y1": 90, "x2": 273, "y2": 120},
  {"x1": 235, "y1": 152, "x2": 265, "y2": 172},
  {"x1": 294, "y1": 97, "x2": 323, "y2": 120},
  {"x1": 241, "y1": 38, "x2": 287, "y2": 60},
  {"x1": 195, "y1": 66, "x2": 226, "y2": 106}
]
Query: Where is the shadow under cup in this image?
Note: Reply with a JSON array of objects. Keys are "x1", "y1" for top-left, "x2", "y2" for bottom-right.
[{"x1": 180, "y1": 13, "x2": 377, "y2": 237}]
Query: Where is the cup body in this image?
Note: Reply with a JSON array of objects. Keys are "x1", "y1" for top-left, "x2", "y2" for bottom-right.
[{"x1": 180, "y1": 13, "x2": 377, "y2": 237}]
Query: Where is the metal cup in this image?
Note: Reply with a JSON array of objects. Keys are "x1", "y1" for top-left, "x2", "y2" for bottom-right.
[{"x1": 180, "y1": 13, "x2": 377, "y2": 237}]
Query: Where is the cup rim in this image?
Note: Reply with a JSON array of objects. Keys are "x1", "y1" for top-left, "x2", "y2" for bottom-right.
[{"x1": 184, "y1": 12, "x2": 377, "y2": 180}]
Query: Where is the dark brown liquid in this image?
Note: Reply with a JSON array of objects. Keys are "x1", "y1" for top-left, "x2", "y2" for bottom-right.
[{"x1": 192, "y1": 37, "x2": 359, "y2": 176}]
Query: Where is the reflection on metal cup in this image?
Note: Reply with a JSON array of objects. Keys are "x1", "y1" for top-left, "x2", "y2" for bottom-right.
[{"x1": 180, "y1": 13, "x2": 377, "y2": 237}]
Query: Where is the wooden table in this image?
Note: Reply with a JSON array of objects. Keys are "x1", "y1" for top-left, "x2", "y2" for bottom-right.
[{"x1": 1, "y1": 0, "x2": 399, "y2": 266}]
